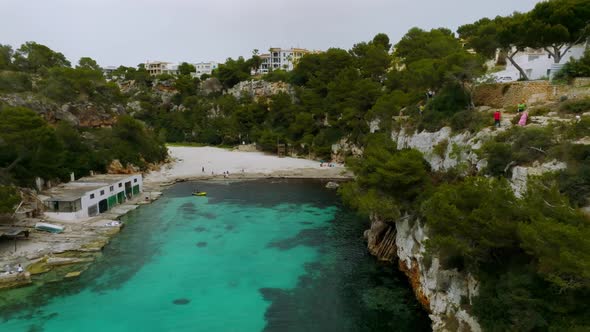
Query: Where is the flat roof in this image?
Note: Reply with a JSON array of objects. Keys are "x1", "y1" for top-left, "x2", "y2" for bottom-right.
[{"x1": 43, "y1": 174, "x2": 140, "y2": 202}]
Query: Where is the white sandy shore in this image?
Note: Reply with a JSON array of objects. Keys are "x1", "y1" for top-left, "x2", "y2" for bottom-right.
[{"x1": 144, "y1": 146, "x2": 350, "y2": 183}]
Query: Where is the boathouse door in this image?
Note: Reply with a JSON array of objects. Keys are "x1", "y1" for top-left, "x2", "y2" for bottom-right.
[{"x1": 98, "y1": 199, "x2": 108, "y2": 213}]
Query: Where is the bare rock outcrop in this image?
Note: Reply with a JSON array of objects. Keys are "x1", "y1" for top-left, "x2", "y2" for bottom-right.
[
  {"x1": 0, "y1": 93, "x2": 125, "y2": 127},
  {"x1": 107, "y1": 159, "x2": 140, "y2": 174},
  {"x1": 226, "y1": 80, "x2": 295, "y2": 101}
]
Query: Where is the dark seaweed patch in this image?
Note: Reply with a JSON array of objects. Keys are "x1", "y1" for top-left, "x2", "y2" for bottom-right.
[
  {"x1": 196, "y1": 242, "x2": 208, "y2": 248},
  {"x1": 225, "y1": 224, "x2": 236, "y2": 231},
  {"x1": 266, "y1": 228, "x2": 328, "y2": 250},
  {"x1": 180, "y1": 202, "x2": 197, "y2": 214},
  {"x1": 194, "y1": 226, "x2": 207, "y2": 232},
  {"x1": 173, "y1": 298, "x2": 190, "y2": 305},
  {"x1": 196, "y1": 212, "x2": 216, "y2": 219}
]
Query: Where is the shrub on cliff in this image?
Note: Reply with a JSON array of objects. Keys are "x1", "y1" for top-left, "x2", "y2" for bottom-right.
[
  {"x1": 421, "y1": 177, "x2": 521, "y2": 270},
  {"x1": 0, "y1": 185, "x2": 20, "y2": 214},
  {"x1": 423, "y1": 176, "x2": 590, "y2": 330},
  {"x1": 0, "y1": 71, "x2": 32, "y2": 92}
]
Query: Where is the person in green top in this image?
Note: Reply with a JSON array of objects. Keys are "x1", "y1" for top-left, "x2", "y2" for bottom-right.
[{"x1": 517, "y1": 101, "x2": 527, "y2": 113}]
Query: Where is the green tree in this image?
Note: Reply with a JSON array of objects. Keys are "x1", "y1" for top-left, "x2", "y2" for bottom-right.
[
  {"x1": 525, "y1": 0, "x2": 590, "y2": 64},
  {"x1": 0, "y1": 44, "x2": 14, "y2": 70},
  {"x1": 0, "y1": 106, "x2": 64, "y2": 185},
  {"x1": 177, "y1": 62, "x2": 196, "y2": 76},
  {"x1": 12, "y1": 41, "x2": 70, "y2": 73},
  {"x1": 0, "y1": 186, "x2": 20, "y2": 214},
  {"x1": 459, "y1": 13, "x2": 531, "y2": 80},
  {"x1": 213, "y1": 57, "x2": 251, "y2": 89},
  {"x1": 77, "y1": 57, "x2": 101, "y2": 71},
  {"x1": 421, "y1": 177, "x2": 521, "y2": 270}
]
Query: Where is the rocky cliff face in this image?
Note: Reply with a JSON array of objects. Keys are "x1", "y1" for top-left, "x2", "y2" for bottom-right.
[
  {"x1": 226, "y1": 80, "x2": 295, "y2": 101},
  {"x1": 363, "y1": 124, "x2": 569, "y2": 331},
  {"x1": 392, "y1": 126, "x2": 492, "y2": 172},
  {"x1": 365, "y1": 216, "x2": 482, "y2": 332},
  {"x1": 0, "y1": 93, "x2": 125, "y2": 127}
]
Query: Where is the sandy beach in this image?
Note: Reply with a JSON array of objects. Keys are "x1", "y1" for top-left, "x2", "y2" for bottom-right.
[{"x1": 145, "y1": 146, "x2": 351, "y2": 183}]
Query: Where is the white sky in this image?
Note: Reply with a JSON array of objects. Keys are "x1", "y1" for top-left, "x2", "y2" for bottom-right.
[{"x1": 0, "y1": 0, "x2": 541, "y2": 67}]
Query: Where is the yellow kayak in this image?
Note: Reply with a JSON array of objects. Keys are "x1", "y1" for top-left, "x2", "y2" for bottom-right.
[{"x1": 192, "y1": 192, "x2": 207, "y2": 196}]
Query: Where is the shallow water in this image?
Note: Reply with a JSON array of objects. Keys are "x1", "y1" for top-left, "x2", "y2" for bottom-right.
[{"x1": 0, "y1": 180, "x2": 430, "y2": 332}]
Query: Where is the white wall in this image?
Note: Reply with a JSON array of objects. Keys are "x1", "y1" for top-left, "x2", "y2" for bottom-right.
[
  {"x1": 493, "y1": 44, "x2": 587, "y2": 81},
  {"x1": 44, "y1": 174, "x2": 143, "y2": 221}
]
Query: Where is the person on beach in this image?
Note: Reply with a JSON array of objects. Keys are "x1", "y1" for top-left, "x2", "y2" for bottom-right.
[
  {"x1": 17, "y1": 264, "x2": 23, "y2": 273},
  {"x1": 494, "y1": 110, "x2": 501, "y2": 128},
  {"x1": 202, "y1": 166, "x2": 204, "y2": 173}
]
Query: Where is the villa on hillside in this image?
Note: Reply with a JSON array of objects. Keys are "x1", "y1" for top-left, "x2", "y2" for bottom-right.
[
  {"x1": 41, "y1": 174, "x2": 143, "y2": 221},
  {"x1": 256, "y1": 47, "x2": 320, "y2": 74},
  {"x1": 191, "y1": 61, "x2": 218, "y2": 78},
  {"x1": 145, "y1": 61, "x2": 178, "y2": 76},
  {"x1": 491, "y1": 43, "x2": 588, "y2": 82}
]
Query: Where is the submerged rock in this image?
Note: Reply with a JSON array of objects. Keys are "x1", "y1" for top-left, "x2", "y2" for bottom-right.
[
  {"x1": 172, "y1": 298, "x2": 190, "y2": 305},
  {"x1": 325, "y1": 182, "x2": 340, "y2": 189}
]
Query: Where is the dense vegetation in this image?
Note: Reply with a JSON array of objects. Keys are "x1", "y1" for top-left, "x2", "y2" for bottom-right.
[{"x1": 0, "y1": 42, "x2": 167, "y2": 206}]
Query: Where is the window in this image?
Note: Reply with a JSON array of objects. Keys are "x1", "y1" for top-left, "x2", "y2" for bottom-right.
[
  {"x1": 119, "y1": 183, "x2": 122, "y2": 188},
  {"x1": 90, "y1": 194, "x2": 95, "y2": 199},
  {"x1": 110, "y1": 186, "x2": 114, "y2": 192},
  {"x1": 528, "y1": 55, "x2": 540, "y2": 62},
  {"x1": 100, "y1": 190, "x2": 105, "y2": 196},
  {"x1": 134, "y1": 178, "x2": 137, "y2": 183}
]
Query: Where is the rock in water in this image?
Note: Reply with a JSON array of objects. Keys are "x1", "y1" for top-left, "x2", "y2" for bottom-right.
[
  {"x1": 325, "y1": 182, "x2": 340, "y2": 189},
  {"x1": 173, "y1": 298, "x2": 190, "y2": 305}
]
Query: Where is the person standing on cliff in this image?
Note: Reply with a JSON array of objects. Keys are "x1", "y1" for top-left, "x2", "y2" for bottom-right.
[
  {"x1": 494, "y1": 110, "x2": 501, "y2": 128},
  {"x1": 517, "y1": 100, "x2": 527, "y2": 113}
]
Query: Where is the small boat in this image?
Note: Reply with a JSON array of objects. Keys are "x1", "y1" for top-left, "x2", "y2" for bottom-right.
[
  {"x1": 35, "y1": 222, "x2": 64, "y2": 233},
  {"x1": 192, "y1": 192, "x2": 207, "y2": 196}
]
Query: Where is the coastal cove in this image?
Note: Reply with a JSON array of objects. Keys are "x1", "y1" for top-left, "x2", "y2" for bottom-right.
[{"x1": 0, "y1": 180, "x2": 430, "y2": 332}]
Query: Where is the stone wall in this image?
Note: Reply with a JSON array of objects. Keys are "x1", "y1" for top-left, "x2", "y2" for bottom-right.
[{"x1": 473, "y1": 80, "x2": 590, "y2": 109}]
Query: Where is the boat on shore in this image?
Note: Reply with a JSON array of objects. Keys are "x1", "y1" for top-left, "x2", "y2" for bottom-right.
[
  {"x1": 35, "y1": 222, "x2": 64, "y2": 233},
  {"x1": 192, "y1": 192, "x2": 207, "y2": 196}
]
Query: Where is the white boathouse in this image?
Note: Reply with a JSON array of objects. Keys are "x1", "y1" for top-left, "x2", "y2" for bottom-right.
[{"x1": 42, "y1": 174, "x2": 143, "y2": 221}]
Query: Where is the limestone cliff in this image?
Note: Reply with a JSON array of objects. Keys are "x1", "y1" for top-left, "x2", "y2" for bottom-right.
[
  {"x1": 226, "y1": 80, "x2": 295, "y2": 101},
  {"x1": 365, "y1": 215, "x2": 481, "y2": 332},
  {"x1": 362, "y1": 123, "x2": 572, "y2": 331}
]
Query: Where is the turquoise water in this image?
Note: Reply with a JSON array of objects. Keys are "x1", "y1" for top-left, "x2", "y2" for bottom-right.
[{"x1": 0, "y1": 180, "x2": 430, "y2": 331}]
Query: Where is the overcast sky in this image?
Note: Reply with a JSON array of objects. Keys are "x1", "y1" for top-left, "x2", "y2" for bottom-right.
[{"x1": 1, "y1": 0, "x2": 541, "y2": 67}]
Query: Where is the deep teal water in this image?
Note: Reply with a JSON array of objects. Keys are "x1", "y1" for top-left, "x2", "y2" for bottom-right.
[{"x1": 0, "y1": 180, "x2": 430, "y2": 332}]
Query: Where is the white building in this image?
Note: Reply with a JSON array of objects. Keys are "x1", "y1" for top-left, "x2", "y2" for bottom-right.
[
  {"x1": 42, "y1": 174, "x2": 143, "y2": 221},
  {"x1": 192, "y1": 61, "x2": 218, "y2": 78},
  {"x1": 492, "y1": 43, "x2": 587, "y2": 82},
  {"x1": 257, "y1": 47, "x2": 317, "y2": 74},
  {"x1": 102, "y1": 65, "x2": 118, "y2": 77}
]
